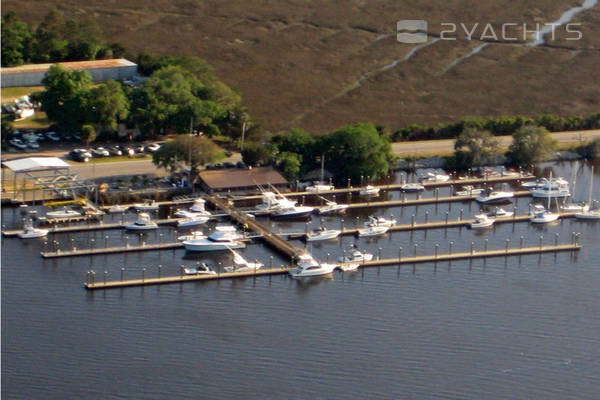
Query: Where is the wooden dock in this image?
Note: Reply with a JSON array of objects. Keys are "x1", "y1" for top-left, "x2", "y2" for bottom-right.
[
  {"x1": 2, "y1": 217, "x2": 183, "y2": 238},
  {"x1": 283, "y1": 211, "x2": 578, "y2": 239},
  {"x1": 84, "y1": 243, "x2": 581, "y2": 290},
  {"x1": 234, "y1": 175, "x2": 535, "y2": 201}
]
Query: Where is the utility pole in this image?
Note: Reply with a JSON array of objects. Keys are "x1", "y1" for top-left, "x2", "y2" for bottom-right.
[{"x1": 241, "y1": 122, "x2": 246, "y2": 151}]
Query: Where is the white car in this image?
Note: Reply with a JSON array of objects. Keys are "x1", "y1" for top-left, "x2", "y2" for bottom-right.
[
  {"x1": 45, "y1": 132, "x2": 61, "y2": 141},
  {"x1": 91, "y1": 147, "x2": 110, "y2": 157},
  {"x1": 146, "y1": 143, "x2": 161, "y2": 152},
  {"x1": 9, "y1": 138, "x2": 27, "y2": 150},
  {"x1": 26, "y1": 140, "x2": 40, "y2": 149}
]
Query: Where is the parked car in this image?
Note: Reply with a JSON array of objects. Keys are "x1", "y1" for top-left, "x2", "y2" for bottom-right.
[
  {"x1": 118, "y1": 145, "x2": 136, "y2": 156},
  {"x1": 26, "y1": 140, "x2": 40, "y2": 149},
  {"x1": 91, "y1": 147, "x2": 110, "y2": 157},
  {"x1": 146, "y1": 143, "x2": 161, "y2": 152},
  {"x1": 69, "y1": 149, "x2": 91, "y2": 162},
  {"x1": 134, "y1": 144, "x2": 145, "y2": 153},
  {"x1": 45, "y1": 131, "x2": 61, "y2": 142},
  {"x1": 236, "y1": 161, "x2": 248, "y2": 169},
  {"x1": 9, "y1": 138, "x2": 27, "y2": 150},
  {"x1": 108, "y1": 146, "x2": 123, "y2": 156},
  {"x1": 223, "y1": 161, "x2": 236, "y2": 168}
]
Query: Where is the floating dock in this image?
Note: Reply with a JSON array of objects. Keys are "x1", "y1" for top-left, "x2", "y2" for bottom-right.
[{"x1": 84, "y1": 243, "x2": 581, "y2": 290}]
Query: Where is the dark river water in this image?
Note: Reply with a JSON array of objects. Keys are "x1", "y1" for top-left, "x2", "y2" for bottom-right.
[{"x1": 2, "y1": 161, "x2": 600, "y2": 399}]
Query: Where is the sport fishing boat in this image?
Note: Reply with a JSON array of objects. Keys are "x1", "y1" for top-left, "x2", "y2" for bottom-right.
[
  {"x1": 317, "y1": 200, "x2": 349, "y2": 215},
  {"x1": 189, "y1": 198, "x2": 210, "y2": 214},
  {"x1": 183, "y1": 263, "x2": 216, "y2": 275},
  {"x1": 305, "y1": 227, "x2": 341, "y2": 241},
  {"x1": 223, "y1": 250, "x2": 264, "y2": 272},
  {"x1": 339, "y1": 246, "x2": 373, "y2": 271},
  {"x1": 183, "y1": 225, "x2": 246, "y2": 251},
  {"x1": 46, "y1": 207, "x2": 81, "y2": 218},
  {"x1": 270, "y1": 204, "x2": 314, "y2": 219},
  {"x1": 469, "y1": 214, "x2": 495, "y2": 229},
  {"x1": 475, "y1": 189, "x2": 514, "y2": 204},
  {"x1": 125, "y1": 213, "x2": 158, "y2": 230},
  {"x1": 18, "y1": 220, "x2": 49, "y2": 239},
  {"x1": 289, "y1": 252, "x2": 338, "y2": 278},
  {"x1": 365, "y1": 216, "x2": 396, "y2": 227}
]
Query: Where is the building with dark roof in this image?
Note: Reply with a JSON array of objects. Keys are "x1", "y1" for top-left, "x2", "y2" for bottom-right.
[
  {"x1": 198, "y1": 167, "x2": 289, "y2": 193},
  {"x1": 1, "y1": 59, "x2": 137, "y2": 87}
]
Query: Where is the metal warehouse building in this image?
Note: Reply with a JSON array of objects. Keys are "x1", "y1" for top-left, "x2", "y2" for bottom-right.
[{"x1": 1, "y1": 59, "x2": 137, "y2": 87}]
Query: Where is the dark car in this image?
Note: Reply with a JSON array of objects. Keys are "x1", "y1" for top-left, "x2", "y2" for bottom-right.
[
  {"x1": 223, "y1": 161, "x2": 236, "y2": 169},
  {"x1": 69, "y1": 149, "x2": 91, "y2": 162},
  {"x1": 134, "y1": 144, "x2": 145, "y2": 153},
  {"x1": 118, "y1": 145, "x2": 136, "y2": 156},
  {"x1": 108, "y1": 146, "x2": 123, "y2": 156},
  {"x1": 236, "y1": 161, "x2": 248, "y2": 169}
]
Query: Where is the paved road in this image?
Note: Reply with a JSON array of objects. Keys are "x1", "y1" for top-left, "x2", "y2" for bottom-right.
[{"x1": 392, "y1": 129, "x2": 600, "y2": 155}]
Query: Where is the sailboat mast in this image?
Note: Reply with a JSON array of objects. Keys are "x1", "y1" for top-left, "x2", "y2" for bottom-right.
[
  {"x1": 548, "y1": 171, "x2": 552, "y2": 210},
  {"x1": 589, "y1": 166, "x2": 594, "y2": 206},
  {"x1": 320, "y1": 154, "x2": 325, "y2": 183}
]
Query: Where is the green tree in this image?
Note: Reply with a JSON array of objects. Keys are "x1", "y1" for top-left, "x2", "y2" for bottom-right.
[
  {"x1": 88, "y1": 80, "x2": 129, "y2": 133},
  {"x1": 32, "y1": 10, "x2": 69, "y2": 62},
  {"x1": 276, "y1": 152, "x2": 302, "y2": 180},
  {"x1": 152, "y1": 136, "x2": 224, "y2": 176},
  {"x1": 578, "y1": 138, "x2": 600, "y2": 160},
  {"x1": 40, "y1": 64, "x2": 92, "y2": 131},
  {"x1": 507, "y1": 125, "x2": 557, "y2": 166},
  {"x1": 453, "y1": 128, "x2": 499, "y2": 169},
  {"x1": 319, "y1": 123, "x2": 395, "y2": 184},
  {"x1": 81, "y1": 124, "x2": 96, "y2": 147},
  {"x1": 1, "y1": 121, "x2": 15, "y2": 145},
  {"x1": 241, "y1": 142, "x2": 277, "y2": 166},
  {"x1": 1, "y1": 11, "x2": 33, "y2": 66}
]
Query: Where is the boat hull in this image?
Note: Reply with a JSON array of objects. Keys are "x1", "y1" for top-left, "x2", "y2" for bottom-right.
[{"x1": 183, "y1": 242, "x2": 246, "y2": 252}]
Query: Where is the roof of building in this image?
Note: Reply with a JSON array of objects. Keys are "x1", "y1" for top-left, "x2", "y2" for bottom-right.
[
  {"x1": 2, "y1": 157, "x2": 70, "y2": 172},
  {"x1": 198, "y1": 167, "x2": 288, "y2": 190},
  {"x1": 1, "y1": 59, "x2": 137, "y2": 75}
]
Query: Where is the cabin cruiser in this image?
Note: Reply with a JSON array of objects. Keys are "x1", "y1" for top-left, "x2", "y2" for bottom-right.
[
  {"x1": 455, "y1": 185, "x2": 484, "y2": 196},
  {"x1": 475, "y1": 189, "x2": 514, "y2": 204},
  {"x1": 365, "y1": 216, "x2": 396, "y2": 227},
  {"x1": 305, "y1": 183, "x2": 334, "y2": 192},
  {"x1": 46, "y1": 207, "x2": 81, "y2": 218},
  {"x1": 255, "y1": 191, "x2": 296, "y2": 212},
  {"x1": 18, "y1": 220, "x2": 49, "y2": 239},
  {"x1": 400, "y1": 183, "x2": 424, "y2": 192},
  {"x1": 183, "y1": 225, "x2": 246, "y2": 251},
  {"x1": 125, "y1": 213, "x2": 158, "y2": 230},
  {"x1": 177, "y1": 214, "x2": 210, "y2": 228},
  {"x1": 531, "y1": 177, "x2": 570, "y2": 199},
  {"x1": 358, "y1": 225, "x2": 389, "y2": 237},
  {"x1": 270, "y1": 204, "x2": 314, "y2": 219},
  {"x1": 289, "y1": 252, "x2": 338, "y2": 278},
  {"x1": 305, "y1": 227, "x2": 341, "y2": 241},
  {"x1": 223, "y1": 250, "x2": 264, "y2": 272},
  {"x1": 183, "y1": 262, "x2": 216, "y2": 275},
  {"x1": 338, "y1": 245, "x2": 373, "y2": 264},
  {"x1": 132, "y1": 200, "x2": 159, "y2": 211},
  {"x1": 359, "y1": 185, "x2": 380, "y2": 196},
  {"x1": 469, "y1": 214, "x2": 495, "y2": 229},
  {"x1": 107, "y1": 204, "x2": 128, "y2": 213},
  {"x1": 317, "y1": 200, "x2": 348, "y2": 215},
  {"x1": 521, "y1": 178, "x2": 548, "y2": 189},
  {"x1": 530, "y1": 208, "x2": 559, "y2": 223},
  {"x1": 175, "y1": 199, "x2": 212, "y2": 218}
]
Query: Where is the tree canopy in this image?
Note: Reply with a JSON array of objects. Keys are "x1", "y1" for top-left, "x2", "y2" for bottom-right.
[
  {"x1": 507, "y1": 125, "x2": 557, "y2": 166},
  {"x1": 1, "y1": 11, "x2": 33, "y2": 67},
  {"x1": 453, "y1": 128, "x2": 499, "y2": 169},
  {"x1": 152, "y1": 135, "x2": 224, "y2": 176}
]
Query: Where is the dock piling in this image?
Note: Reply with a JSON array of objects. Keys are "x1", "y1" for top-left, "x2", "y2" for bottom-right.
[
  {"x1": 539, "y1": 236, "x2": 543, "y2": 249},
  {"x1": 121, "y1": 268, "x2": 124, "y2": 281}
]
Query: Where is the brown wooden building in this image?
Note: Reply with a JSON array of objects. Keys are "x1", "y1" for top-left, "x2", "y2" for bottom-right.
[{"x1": 197, "y1": 167, "x2": 288, "y2": 193}]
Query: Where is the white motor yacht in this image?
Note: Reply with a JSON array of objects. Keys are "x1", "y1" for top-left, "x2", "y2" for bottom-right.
[
  {"x1": 46, "y1": 207, "x2": 81, "y2": 218},
  {"x1": 133, "y1": 200, "x2": 159, "y2": 211},
  {"x1": 532, "y1": 177, "x2": 570, "y2": 199},
  {"x1": 317, "y1": 200, "x2": 348, "y2": 215},
  {"x1": 107, "y1": 204, "x2": 128, "y2": 213},
  {"x1": 270, "y1": 204, "x2": 314, "y2": 219},
  {"x1": 491, "y1": 207, "x2": 514, "y2": 218},
  {"x1": 338, "y1": 246, "x2": 373, "y2": 263},
  {"x1": 400, "y1": 183, "x2": 424, "y2": 192},
  {"x1": 255, "y1": 191, "x2": 296, "y2": 212},
  {"x1": 530, "y1": 208, "x2": 559, "y2": 223},
  {"x1": 125, "y1": 213, "x2": 158, "y2": 230},
  {"x1": 183, "y1": 263, "x2": 217, "y2": 275},
  {"x1": 530, "y1": 172, "x2": 561, "y2": 224},
  {"x1": 359, "y1": 185, "x2": 380, "y2": 196},
  {"x1": 306, "y1": 183, "x2": 334, "y2": 192},
  {"x1": 305, "y1": 227, "x2": 341, "y2": 241},
  {"x1": 469, "y1": 214, "x2": 495, "y2": 229},
  {"x1": 476, "y1": 189, "x2": 514, "y2": 204},
  {"x1": 18, "y1": 220, "x2": 49, "y2": 239},
  {"x1": 521, "y1": 178, "x2": 548, "y2": 189},
  {"x1": 177, "y1": 231, "x2": 206, "y2": 241},
  {"x1": 189, "y1": 198, "x2": 210, "y2": 214},
  {"x1": 365, "y1": 216, "x2": 396, "y2": 227},
  {"x1": 289, "y1": 253, "x2": 338, "y2": 278},
  {"x1": 177, "y1": 214, "x2": 210, "y2": 228},
  {"x1": 420, "y1": 172, "x2": 450, "y2": 183},
  {"x1": 183, "y1": 225, "x2": 246, "y2": 251},
  {"x1": 358, "y1": 225, "x2": 389, "y2": 237},
  {"x1": 223, "y1": 250, "x2": 264, "y2": 272}
]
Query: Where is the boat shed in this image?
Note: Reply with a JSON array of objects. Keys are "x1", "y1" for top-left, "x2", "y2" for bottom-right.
[
  {"x1": 198, "y1": 167, "x2": 289, "y2": 193},
  {"x1": 1, "y1": 59, "x2": 137, "y2": 88}
]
